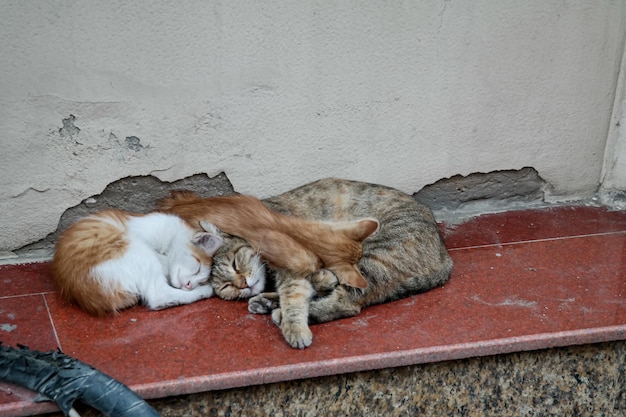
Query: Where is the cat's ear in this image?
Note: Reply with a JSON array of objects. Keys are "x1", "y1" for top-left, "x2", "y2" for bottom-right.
[
  {"x1": 334, "y1": 218, "x2": 379, "y2": 242},
  {"x1": 331, "y1": 264, "x2": 368, "y2": 289},
  {"x1": 357, "y1": 218, "x2": 379, "y2": 240},
  {"x1": 199, "y1": 220, "x2": 220, "y2": 235},
  {"x1": 192, "y1": 231, "x2": 223, "y2": 256}
]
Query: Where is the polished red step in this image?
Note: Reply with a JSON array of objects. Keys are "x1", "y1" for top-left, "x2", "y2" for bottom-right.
[{"x1": 1, "y1": 204, "x2": 624, "y2": 417}]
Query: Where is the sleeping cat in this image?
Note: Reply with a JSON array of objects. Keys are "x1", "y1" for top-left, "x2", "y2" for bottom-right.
[
  {"x1": 211, "y1": 178, "x2": 453, "y2": 349},
  {"x1": 157, "y1": 191, "x2": 379, "y2": 289},
  {"x1": 51, "y1": 209, "x2": 223, "y2": 315},
  {"x1": 209, "y1": 234, "x2": 266, "y2": 300},
  {"x1": 209, "y1": 235, "x2": 336, "y2": 301}
]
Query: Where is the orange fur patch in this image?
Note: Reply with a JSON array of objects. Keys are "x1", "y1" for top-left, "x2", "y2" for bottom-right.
[
  {"x1": 157, "y1": 191, "x2": 378, "y2": 288},
  {"x1": 51, "y1": 210, "x2": 137, "y2": 315}
]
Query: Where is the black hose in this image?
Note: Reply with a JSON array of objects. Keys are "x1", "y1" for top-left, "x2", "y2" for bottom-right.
[{"x1": 0, "y1": 344, "x2": 160, "y2": 417}]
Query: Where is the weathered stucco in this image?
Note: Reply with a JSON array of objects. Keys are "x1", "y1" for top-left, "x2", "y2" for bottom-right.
[
  {"x1": 1, "y1": 1, "x2": 625, "y2": 251},
  {"x1": 601, "y1": 32, "x2": 626, "y2": 209}
]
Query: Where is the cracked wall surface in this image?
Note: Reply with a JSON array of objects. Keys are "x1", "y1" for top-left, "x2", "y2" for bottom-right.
[
  {"x1": 1, "y1": 1, "x2": 625, "y2": 252},
  {"x1": 601, "y1": 31, "x2": 626, "y2": 210},
  {"x1": 414, "y1": 167, "x2": 546, "y2": 214},
  {"x1": 15, "y1": 173, "x2": 234, "y2": 255},
  {"x1": 15, "y1": 167, "x2": 548, "y2": 255}
]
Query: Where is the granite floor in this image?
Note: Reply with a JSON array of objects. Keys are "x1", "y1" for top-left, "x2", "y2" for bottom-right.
[
  {"x1": 0, "y1": 204, "x2": 625, "y2": 416},
  {"x1": 57, "y1": 340, "x2": 626, "y2": 417}
]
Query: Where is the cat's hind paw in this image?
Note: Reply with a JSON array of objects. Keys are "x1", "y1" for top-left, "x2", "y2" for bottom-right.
[{"x1": 248, "y1": 293, "x2": 279, "y2": 315}]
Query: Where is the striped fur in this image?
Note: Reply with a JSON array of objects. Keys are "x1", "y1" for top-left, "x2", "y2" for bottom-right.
[
  {"x1": 210, "y1": 235, "x2": 266, "y2": 300},
  {"x1": 247, "y1": 178, "x2": 454, "y2": 348}
]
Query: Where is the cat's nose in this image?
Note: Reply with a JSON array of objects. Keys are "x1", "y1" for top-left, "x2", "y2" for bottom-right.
[{"x1": 184, "y1": 281, "x2": 192, "y2": 289}]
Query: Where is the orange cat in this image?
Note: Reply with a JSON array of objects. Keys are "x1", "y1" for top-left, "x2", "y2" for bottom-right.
[{"x1": 157, "y1": 191, "x2": 379, "y2": 288}]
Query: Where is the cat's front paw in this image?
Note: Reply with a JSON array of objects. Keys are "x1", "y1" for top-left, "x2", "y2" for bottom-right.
[
  {"x1": 249, "y1": 294, "x2": 279, "y2": 315},
  {"x1": 309, "y1": 269, "x2": 339, "y2": 296},
  {"x1": 194, "y1": 284, "x2": 214, "y2": 299},
  {"x1": 280, "y1": 319, "x2": 313, "y2": 349},
  {"x1": 271, "y1": 308, "x2": 313, "y2": 348}
]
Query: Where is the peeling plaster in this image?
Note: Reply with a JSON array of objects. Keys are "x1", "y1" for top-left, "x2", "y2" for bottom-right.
[
  {"x1": 11, "y1": 187, "x2": 51, "y2": 198},
  {"x1": 58, "y1": 114, "x2": 80, "y2": 137},
  {"x1": 16, "y1": 168, "x2": 552, "y2": 256},
  {"x1": 125, "y1": 136, "x2": 144, "y2": 151},
  {"x1": 414, "y1": 167, "x2": 547, "y2": 214},
  {"x1": 15, "y1": 173, "x2": 235, "y2": 255}
]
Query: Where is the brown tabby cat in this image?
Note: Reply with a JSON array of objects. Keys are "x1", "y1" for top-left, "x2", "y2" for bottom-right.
[
  {"x1": 238, "y1": 178, "x2": 453, "y2": 348},
  {"x1": 156, "y1": 192, "x2": 379, "y2": 288},
  {"x1": 209, "y1": 235, "x2": 341, "y2": 302},
  {"x1": 209, "y1": 234, "x2": 267, "y2": 300}
]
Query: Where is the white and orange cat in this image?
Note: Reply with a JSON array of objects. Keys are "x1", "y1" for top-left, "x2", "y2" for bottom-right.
[{"x1": 51, "y1": 209, "x2": 223, "y2": 315}]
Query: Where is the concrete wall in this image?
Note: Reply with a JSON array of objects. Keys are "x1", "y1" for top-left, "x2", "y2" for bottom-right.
[
  {"x1": 602, "y1": 34, "x2": 626, "y2": 208},
  {"x1": 1, "y1": 1, "x2": 625, "y2": 251}
]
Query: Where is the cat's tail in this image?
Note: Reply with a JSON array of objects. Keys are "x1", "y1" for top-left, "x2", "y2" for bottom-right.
[{"x1": 155, "y1": 190, "x2": 205, "y2": 211}]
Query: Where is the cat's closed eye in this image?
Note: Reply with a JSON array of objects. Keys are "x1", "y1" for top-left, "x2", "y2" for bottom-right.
[{"x1": 193, "y1": 257, "x2": 202, "y2": 275}]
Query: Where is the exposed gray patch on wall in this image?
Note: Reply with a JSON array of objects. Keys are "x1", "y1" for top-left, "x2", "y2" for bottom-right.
[
  {"x1": 125, "y1": 136, "x2": 144, "y2": 151},
  {"x1": 16, "y1": 172, "x2": 235, "y2": 254},
  {"x1": 58, "y1": 114, "x2": 80, "y2": 137},
  {"x1": 414, "y1": 167, "x2": 546, "y2": 214},
  {"x1": 17, "y1": 168, "x2": 548, "y2": 255},
  {"x1": 599, "y1": 189, "x2": 626, "y2": 210}
]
